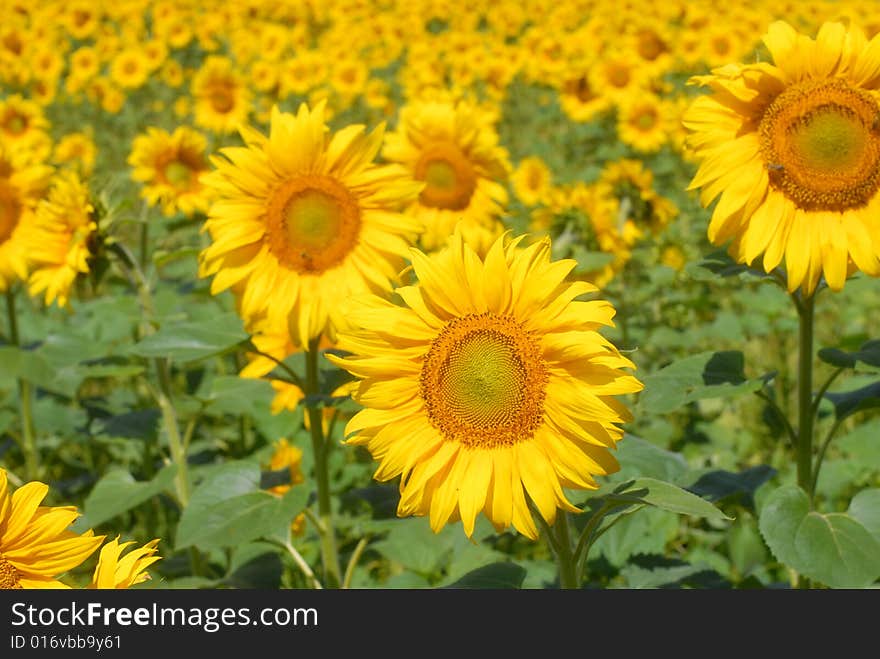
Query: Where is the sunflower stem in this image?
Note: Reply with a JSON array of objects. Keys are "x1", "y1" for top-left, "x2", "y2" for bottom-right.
[
  {"x1": 795, "y1": 292, "x2": 815, "y2": 501},
  {"x1": 156, "y1": 356, "x2": 190, "y2": 507},
  {"x1": 552, "y1": 512, "x2": 579, "y2": 589},
  {"x1": 306, "y1": 337, "x2": 343, "y2": 589},
  {"x1": 5, "y1": 290, "x2": 38, "y2": 481}
]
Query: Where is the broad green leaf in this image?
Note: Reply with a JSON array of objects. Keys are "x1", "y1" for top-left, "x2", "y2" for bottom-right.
[
  {"x1": 130, "y1": 314, "x2": 248, "y2": 362},
  {"x1": 83, "y1": 465, "x2": 178, "y2": 527},
  {"x1": 592, "y1": 506, "x2": 679, "y2": 567},
  {"x1": 848, "y1": 489, "x2": 880, "y2": 544},
  {"x1": 686, "y1": 465, "x2": 776, "y2": 509},
  {"x1": 823, "y1": 381, "x2": 880, "y2": 422},
  {"x1": 176, "y1": 483, "x2": 308, "y2": 550},
  {"x1": 611, "y1": 434, "x2": 688, "y2": 482},
  {"x1": 818, "y1": 340, "x2": 880, "y2": 369},
  {"x1": 611, "y1": 477, "x2": 732, "y2": 523},
  {"x1": 372, "y1": 518, "x2": 455, "y2": 576},
  {"x1": 0, "y1": 347, "x2": 56, "y2": 391},
  {"x1": 759, "y1": 485, "x2": 880, "y2": 588},
  {"x1": 620, "y1": 560, "x2": 715, "y2": 589},
  {"x1": 443, "y1": 562, "x2": 526, "y2": 589},
  {"x1": 639, "y1": 351, "x2": 764, "y2": 414}
]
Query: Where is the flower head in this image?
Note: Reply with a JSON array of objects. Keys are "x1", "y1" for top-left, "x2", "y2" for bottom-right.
[
  {"x1": 683, "y1": 20, "x2": 880, "y2": 294},
  {"x1": 329, "y1": 230, "x2": 643, "y2": 539}
]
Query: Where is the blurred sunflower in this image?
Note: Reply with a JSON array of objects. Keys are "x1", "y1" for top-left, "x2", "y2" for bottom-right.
[
  {"x1": 683, "y1": 20, "x2": 880, "y2": 294},
  {"x1": 597, "y1": 159, "x2": 677, "y2": 246},
  {"x1": 264, "y1": 439, "x2": 307, "y2": 536},
  {"x1": 0, "y1": 145, "x2": 52, "y2": 293},
  {"x1": 128, "y1": 126, "x2": 212, "y2": 218},
  {"x1": 53, "y1": 132, "x2": 97, "y2": 177},
  {"x1": 0, "y1": 468, "x2": 104, "y2": 589},
  {"x1": 192, "y1": 56, "x2": 251, "y2": 134},
  {"x1": 383, "y1": 97, "x2": 511, "y2": 255},
  {"x1": 329, "y1": 230, "x2": 643, "y2": 539},
  {"x1": 199, "y1": 101, "x2": 423, "y2": 345},
  {"x1": 0, "y1": 95, "x2": 49, "y2": 150},
  {"x1": 90, "y1": 537, "x2": 161, "y2": 589},
  {"x1": 109, "y1": 48, "x2": 150, "y2": 90},
  {"x1": 26, "y1": 171, "x2": 97, "y2": 308},
  {"x1": 511, "y1": 156, "x2": 553, "y2": 207},
  {"x1": 616, "y1": 93, "x2": 674, "y2": 154}
]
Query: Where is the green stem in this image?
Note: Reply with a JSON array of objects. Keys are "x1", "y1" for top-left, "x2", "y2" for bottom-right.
[
  {"x1": 305, "y1": 337, "x2": 342, "y2": 588},
  {"x1": 343, "y1": 536, "x2": 369, "y2": 589},
  {"x1": 5, "y1": 290, "x2": 38, "y2": 481},
  {"x1": 811, "y1": 367, "x2": 843, "y2": 418},
  {"x1": 573, "y1": 501, "x2": 614, "y2": 582},
  {"x1": 552, "y1": 512, "x2": 579, "y2": 589},
  {"x1": 795, "y1": 292, "x2": 815, "y2": 500},
  {"x1": 810, "y1": 418, "x2": 843, "y2": 499},
  {"x1": 156, "y1": 357, "x2": 189, "y2": 506}
]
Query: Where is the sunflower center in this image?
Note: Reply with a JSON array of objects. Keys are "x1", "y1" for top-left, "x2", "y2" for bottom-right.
[
  {"x1": 759, "y1": 79, "x2": 880, "y2": 211},
  {"x1": 420, "y1": 313, "x2": 547, "y2": 449},
  {"x1": 163, "y1": 160, "x2": 194, "y2": 189},
  {"x1": 0, "y1": 556, "x2": 22, "y2": 589},
  {"x1": 266, "y1": 174, "x2": 361, "y2": 274},
  {"x1": 635, "y1": 109, "x2": 657, "y2": 130},
  {"x1": 0, "y1": 181, "x2": 22, "y2": 243},
  {"x1": 5, "y1": 114, "x2": 25, "y2": 135},
  {"x1": 414, "y1": 142, "x2": 477, "y2": 211},
  {"x1": 209, "y1": 85, "x2": 234, "y2": 113}
]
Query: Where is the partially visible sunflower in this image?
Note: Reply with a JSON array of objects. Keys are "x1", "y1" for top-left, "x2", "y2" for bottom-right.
[
  {"x1": 383, "y1": 97, "x2": 511, "y2": 256},
  {"x1": 0, "y1": 468, "x2": 104, "y2": 589},
  {"x1": 683, "y1": 20, "x2": 880, "y2": 294},
  {"x1": 511, "y1": 156, "x2": 553, "y2": 207},
  {"x1": 128, "y1": 126, "x2": 212, "y2": 218},
  {"x1": 89, "y1": 537, "x2": 161, "y2": 589},
  {"x1": 329, "y1": 230, "x2": 643, "y2": 539},
  {"x1": 109, "y1": 48, "x2": 150, "y2": 90},
  {"x1": 199, "y1": 101, "x2": 423, "y2": 346},
  {"x1": 0, "y1": 95, "x2": 49, "y2": 151},
  {"x1": 191, "y1": 56, "x2": 252, "y2": 135},
  {"x1": 26, "y1": 171, "x2": 97, "y2": 308},
  {"x1": 0, "y1": 144, "x2": 53, "y2": 293},
  {"x1": 264, "y1": 439, "x2": 307, "y2": 536}
]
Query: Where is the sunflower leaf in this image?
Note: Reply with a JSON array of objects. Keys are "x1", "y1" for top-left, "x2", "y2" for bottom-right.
[
  {"x1": 823, "y1": 381, "x2": 880, "y2": 422},
  {"x1": 130, "y1": 314, "x2": 249, "y2": 362},
  {"x1": 83, "y1": 464, "x2": 178, "y2": 527},
  {"x1": 818, "y1": 340, "x2": 880, "y2": 369},
  {"x1": 759, "y1": 485, "x2": 880, "y2": 588},
  {"x1": 442, "y1": 562, "x2": 526, "y2": 589},
  {"x1": 604, "y1": 477, "x2": 732, "y2": 522}
]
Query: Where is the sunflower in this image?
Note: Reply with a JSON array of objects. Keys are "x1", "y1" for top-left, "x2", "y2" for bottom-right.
[
  {"x1": 683, "y1": 20, "x2": 880, "y2": 294},
  {"x1": 128, "y1": 126, "x2": 212, "y2": 218},
  {"x1": 191, "y1": 56, "x2": 252, "y2": 135},
  {"x1": 383, "y1": 97, "x2": 511, "y2": 256},
  {"x1": 109, "y1": 48, "x2": 150, "y2": 90},
  {"x1": 0, "y1": 95, "x2": 49, "y2": 150},
  {"x1": 616, "y1": 93, "x2": 675, "y2": 154},
  {"x1": 199, "y1": 101, "x2": 423, "y2": 346},
  {"x1": 0, "y1": 468, "x2": 104, "y2": 589},
  {"x1": 25, "y1": 171, "x2": 97, "y2": 308},
  {"x1": 559, "y1": 70, "x2": 611, "y2": 123},
  {"x1": 264, "y1": 439, "x2": 307, "y2": 536},
  {"x1": 328, "y1": 230, "x2": 643, "y2": 539},
  {"x1": 596, "y1": 159, "x2": 677, "y2": 246},
  {"x1": 511, "y1": 156, "x2": 553, "y2": 207},
  {"x1": 89, "y1": 537, "x2": 161, "y2": 589},
  {"x1": 0, "y1": 144, "x2": 53, "y2": 293},
  {"x1": 53, "y1": 131, "x2": 97, "y2": 177}
]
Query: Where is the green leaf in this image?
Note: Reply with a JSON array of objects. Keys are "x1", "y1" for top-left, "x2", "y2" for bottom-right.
[
  {"x1": 639, "y1": 351, "x2": 764, "y2": 414},
  {"x1": 176, "y1": 462, "x2": 307, "y2": 550},
  {"x1": 611, "y1": 434, "x2": 688, "y2": 482},
  {"x1": 686, "y1": 465, "x2": 776, "y2": 509},
  {"x1": 130, "y1": 314, "x2": 248, "y2": 362},
  {"x1": 759, "y1": 485, "x2": 880, "y2": 588},
  {"x1": 443, "y1": 562, "x2": 526, "y2": 589},
  {"x1": 83, "y1": 465, "x2": 178, "y2": 527},
  {"x1": 848, "y1": 489, "x2": 880, "y2": 544},
  {"x1": 824, "y1": 381, "x2": 880, "y2": 422},
  {"x1": 818, "y1": 340, "x2": 880, "y2": 369},
  {"x1": 0, "y1": 347, "x2": 56, "y2": 391},
  {"x1": 609, "y1": 477, "x2": 733, "y2": 523},
  {"x1": 372, "y1": 518, "x2": 454, "y2": 576}
]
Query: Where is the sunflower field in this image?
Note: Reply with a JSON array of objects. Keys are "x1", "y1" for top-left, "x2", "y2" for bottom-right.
[{"x1": 1, "y1": 0, "x2": 879, "y2": 593}]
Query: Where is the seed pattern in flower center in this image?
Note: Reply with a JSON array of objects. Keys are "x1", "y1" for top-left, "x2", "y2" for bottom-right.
[
  {"x1": 0, "y1": 556, "x2": 22, "y2": 589},
  {"x1": 420, "y1": 313, "x2": 547, "y2": 448},
  {"x1": 266, "y1": 174, "x2": 361, "y2": 274},
  {"x1": 759, "y1": 79, "x2": 880, "y2": 211},
  {"x1": 414, "y1": 141, "x2": 477, "y2": 211}
]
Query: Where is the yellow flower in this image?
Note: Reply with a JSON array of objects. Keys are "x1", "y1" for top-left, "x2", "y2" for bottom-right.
[
  {"x1": 264, "y1": 439, "x2": 307, "y2": 537},
  {"x1": 109, "y1": 48, "x2": 151, "y2": 90},
  {"x1": 0, "y1": 95, "x2": 49, "y2": 151},
  {"x1": 53, "y1": 132, "x2": 97, "y2": 177},
  {"x1": 0, "y1": 468, "x2": 104, "y2": 589},
  {"x1": 26, "y1": 171, "x2": 97, "y2": 308},
  {"x1": 596, "y1": 159, "x2": 677, "y2": 246},
  {"x1": 511, "y1": 156, "x2": 553, "y2": 207},
  {"x1": 559, "y1": 70, "x2": 611, "y2": 123},
  {"x1": 191, "y1": 56, "x2": 251, "y2": 135},
  {"x1": 383, "y1": 97, "x2": 511, "y2": 255},
  {"x1": 616, "y1": 93, "x2": 676, "y2": 154},
  {"x1": 90, "y1": 537, "x2": 161, "y2": 589},
  {"x1": 683, "y1": 20, "x2": 880, "y2": 294},
  {"x1": 0, "y1": 144, "x2": 53, "y2": 293},
  {"x1": 328, "y1": 230, "x2": 643, "y2": 539},
  {"x1": 199, "y1": 101, "x2": 422, "y2": 346},
  {"x1": 128, "y1": 126, "x2": 212, "y2": 218}
]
